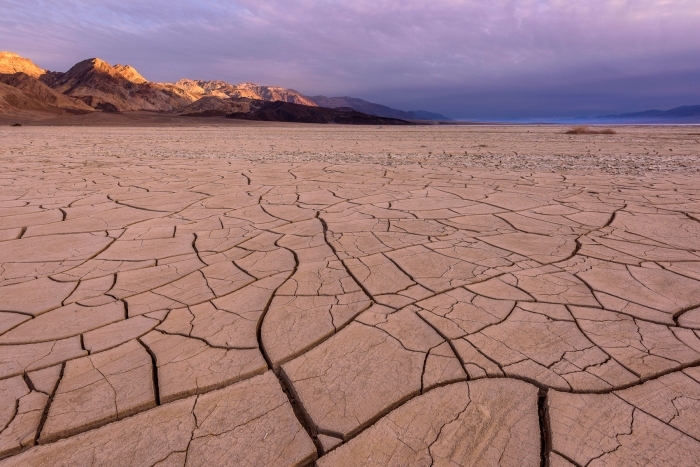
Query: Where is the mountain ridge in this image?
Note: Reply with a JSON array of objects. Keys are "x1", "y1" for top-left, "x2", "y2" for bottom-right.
[
  {"x1": 0, "y1": 52, "x2": 446, "y2": 122},
  {"x1": 172, "y1": 79, "x2": 317, "y2": 106},
  {"x1": 596, "y1": 105, "x2": 700, "y2": 122}
]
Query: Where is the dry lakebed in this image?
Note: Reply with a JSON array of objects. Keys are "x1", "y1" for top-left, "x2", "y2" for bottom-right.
[{"x1": 0, "y1": 123, "x2": 699, "y2": 466}]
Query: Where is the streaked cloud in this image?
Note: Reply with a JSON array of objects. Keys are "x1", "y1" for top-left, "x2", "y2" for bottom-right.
[{"x1": 1, "y1": 0, "x2": 698, "y2": 117}]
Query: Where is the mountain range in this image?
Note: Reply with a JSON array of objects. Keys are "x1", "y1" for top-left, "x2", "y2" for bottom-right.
[
  {"x1": 592, "y1": 105, "x2": 700, "y2": 123},
  {"x1": 0, "y1": 52, "x2": 450, "y2": 123},
  {"x1": 306, "y1": 95, "x2": 450, "y2": 121}
]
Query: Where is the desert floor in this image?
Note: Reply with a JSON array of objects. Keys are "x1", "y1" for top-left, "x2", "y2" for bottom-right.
[{"x1": 1, "y1": 124, "x2": 700, "y2": 466}]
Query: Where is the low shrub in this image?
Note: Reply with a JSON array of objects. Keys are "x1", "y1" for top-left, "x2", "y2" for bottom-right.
[{"x1": 565, "y1": 126, "x2": 616, "y2": 135}]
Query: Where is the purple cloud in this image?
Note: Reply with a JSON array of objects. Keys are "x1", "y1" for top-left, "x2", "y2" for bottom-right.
[{"x1": 2, "y1": 0, "x2": 699, "y2": 117}]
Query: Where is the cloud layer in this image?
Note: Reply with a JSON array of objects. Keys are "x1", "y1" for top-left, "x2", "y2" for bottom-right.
[{"x1": 2, "y1": 0, "x2": 699, "y2": 118}]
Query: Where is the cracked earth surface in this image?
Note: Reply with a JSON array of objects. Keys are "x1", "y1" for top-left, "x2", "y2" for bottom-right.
[{"x1": 1, "y1": 125, "x2": 700, "y2": 466}]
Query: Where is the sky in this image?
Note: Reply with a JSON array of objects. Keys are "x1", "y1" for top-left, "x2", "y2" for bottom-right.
[{"x1": 2, "y1": 0, "x2": 699, "y2": 119}]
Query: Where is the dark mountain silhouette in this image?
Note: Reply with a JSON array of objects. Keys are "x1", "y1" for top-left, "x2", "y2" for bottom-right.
[
  {"x1": 226, "y1": 100, "x2": 413, "y2": 125},
  {"x1": 595, "y1": 105, "x2": 700, "y2": 123},
  {"x1": 410, "y1": 110, "x2": 452, "y2": 121}
]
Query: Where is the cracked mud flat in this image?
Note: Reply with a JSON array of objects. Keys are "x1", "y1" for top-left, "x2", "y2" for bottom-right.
[{"x1": 1, "y1": 124, "x2": 700, "y2": 466}]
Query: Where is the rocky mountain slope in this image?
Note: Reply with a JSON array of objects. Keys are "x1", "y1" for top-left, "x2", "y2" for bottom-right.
[
  {"x1": 0, "y1": 51, "x2": 45, "y2": 78},
  {"x1": 112, "y1": 64, "x2": 148, "y2": 84},
  {"x1": 0, "y1": 72, "x2": 92, "y2": 114},
  {"x1": 179, "y1": 96, "x2": 255, "y2": 116},
  {"x1": 171, "y1": 79, "x2": 316, "y2": 106},
  {"x1": 47, "y1": 58, "x2": 196, "y2": 112},
  {"x1": 0, "y1": 72, "x2": 91, "y2": 108},
  {"x1": 0, "y1": 81, "x2": 59, "y2": 114}
]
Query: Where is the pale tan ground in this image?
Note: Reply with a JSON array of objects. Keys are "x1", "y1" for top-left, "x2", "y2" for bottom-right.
[
  {"x1": 1, "y1": 122, "x2": 700, "y2": 173},
  {"x1": 0, "y1": 124, "x2": 700, "y2": 466}
]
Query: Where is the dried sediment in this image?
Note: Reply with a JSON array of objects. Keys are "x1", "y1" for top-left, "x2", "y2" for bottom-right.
[{"x1": 1, "y1": 125, "x2": 700, "y2": 464}]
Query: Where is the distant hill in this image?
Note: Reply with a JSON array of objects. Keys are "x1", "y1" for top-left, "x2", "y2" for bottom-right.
[
  {"x1": 307, "y1": 95, "x2": 451, "y2": 121},
  {"x1": 226, "y1": 100, "x2": 413, "y2": 125},
  {"x1": 595, "y1": 105, "x2": 700, "y2": 123},
  {"x1": 410, "y1": 110, "x2": 452, "y2": 121}
]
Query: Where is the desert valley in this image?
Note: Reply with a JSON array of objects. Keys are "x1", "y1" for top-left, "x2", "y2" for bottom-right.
[{"x1": 1, "y1": 49, "x2": 700, "y2": 467}]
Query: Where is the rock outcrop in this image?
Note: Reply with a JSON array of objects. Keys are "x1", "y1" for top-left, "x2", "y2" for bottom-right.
[
  {"x1": 0, "y1": 52, "x2": 45, "y2": 78},
  {"x1": 48, "y1": 58, "x2": 196, "y2": 112},
  {"x1": 178, "y1": 96, "x2": 255, "y2": 116},
  {"x1": 172, "y1": 79, "x2": 317, "y2": 106},
  {"x1": 112, "y1": 64, "x2": 148, "y2": 84}
]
